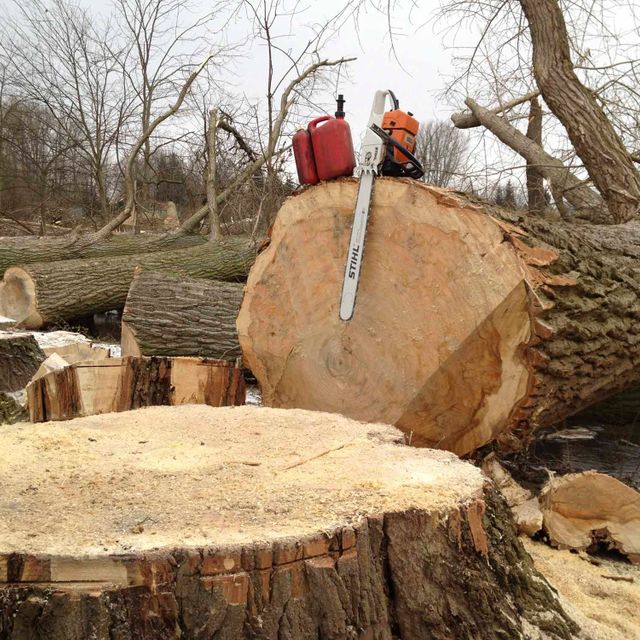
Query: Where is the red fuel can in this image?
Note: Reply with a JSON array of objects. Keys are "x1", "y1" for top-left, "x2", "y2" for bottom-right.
[
  {"x1": 292, "y1": 128, "x2": 319, "y2": 185},
  {"x1": 309, "y1": 115, "x2": 355, "y2": 181}
]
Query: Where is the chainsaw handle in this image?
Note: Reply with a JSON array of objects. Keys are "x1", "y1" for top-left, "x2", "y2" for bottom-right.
[
  {"x1": 308, "y1": 115, "x2": 333, "y2": 132},
  {"x1": 370, "y1": 123, "x2": 425, "y2": 179}
]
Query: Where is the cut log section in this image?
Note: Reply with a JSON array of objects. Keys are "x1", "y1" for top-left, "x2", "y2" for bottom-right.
[
  {"x1": 0, "y1": 332, "x2": 45, "y2": 392},
  {"x1": 122, "y1": 271, "x2": 242, "y2": 359},
  {"x1": 0, "y1": 405, "x2": 578, "y2": 639},
  {"x1": 26, "y1": 356, "x2": 245, "y2": 422},
  {"x1": 238, "y1": 178, "x2": 640, "y2": 455},
  {"x1": 0, "y1": 232, "x2": 206, "y2": 276},
  {"x1": 540, "y1": 471, "x2": 640, "y2": 563},
  {"x1": 0, "y1": 238, "x2": 256, "y2": 329},
  {"x1": 32, "y1": 329, "x2": 110, "y2": 363}
]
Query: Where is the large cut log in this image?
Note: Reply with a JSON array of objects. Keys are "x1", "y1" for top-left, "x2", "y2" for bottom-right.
[
  {"x1": 540, "y1": 471, "x2": 640, "y2": 563},
  {"x1": 0, "y1": 332, "x2": 45, "y2": 392},
  {"x1": 0, "y1": 238, "x2": 256, "y2": 329},
  {"x1": 238, "y1": 178, "x2": 640, "y2": 456},
  {"x1": 0, "y1": 232, "x2": 205, "y2": 275},
  {"x1": 26, "y1": 356, "x2": 245, "y2": 422},
  {"x1": 121, "y1": 271, "x2": 242, "y2": 359},
  {"x1": 0, "y1": 405, "x2": 578, "y2": 639}
]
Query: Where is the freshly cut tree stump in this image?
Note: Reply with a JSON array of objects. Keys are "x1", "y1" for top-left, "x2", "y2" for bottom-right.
[
  {"x1": 0, "y1": 405, "x2": 578, "y2": 639},
  {"x1": 0, "y1": 238, "x2": 256, "y2": 329},
  {"x1": 540, "y1": 471, "x2": 640, "y2": 563},
  {"x1": 26, "y1": 356, "x2": 245, "y2": 422},
  {"x1": 239, "y1": 178, "x2": 640, "y2": 455},
  {"x1": 0, "y1": 233, "x2": 206, "y2": 276},
  {"x1": 0, "y1": 332, "x2": 44, "y2": 392},
  {"x1": 122, "y1": 271, "x2": 242, "y2": 359}
]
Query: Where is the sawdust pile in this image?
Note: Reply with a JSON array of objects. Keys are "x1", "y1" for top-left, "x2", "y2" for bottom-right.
[
  {"x1": 523, "y1": 538, "x2": 640, "y2": 640},
  {"x1": 0, "y1": 404, "x2": 483, "y2": 557}
]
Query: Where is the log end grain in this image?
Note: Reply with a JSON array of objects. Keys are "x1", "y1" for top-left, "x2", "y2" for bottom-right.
[
  {"x1": 0, "y1": 267, "x2": 42, "y2": 329},
  {"x1": 238, "y1": 178, "x2": 535, "y2": 456}
]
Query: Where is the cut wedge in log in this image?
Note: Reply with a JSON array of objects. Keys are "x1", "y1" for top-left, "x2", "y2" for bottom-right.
[
  {"x1": 0, "y1": 405, "x2": 578, "y2": 639},
  {"x1": 0, "y1": 332, "x2": 45, "y2": 392},
  {"x1": 238, "y1": 178, "x2": 640, "y2": 455},
  {"x1": 122, "y1": 271, "x2": 242, "y2": 359},
  {"x1": 540, "y1": 471, "x2": 640, "y2": 563},
  {"x1": 26, "y1": 356, "x2": 245, "y2": 422},
  {"x1": 0, "y1": 238, "x2": 256, "y2": 329},
  {"x1": 0, "y1": 232, "x2": 206, "y2": 276}
]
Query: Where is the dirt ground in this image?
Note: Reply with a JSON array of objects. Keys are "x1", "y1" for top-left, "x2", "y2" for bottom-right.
[{"x1": 523, "y1": 538, "x2": 640, "y2": 640}]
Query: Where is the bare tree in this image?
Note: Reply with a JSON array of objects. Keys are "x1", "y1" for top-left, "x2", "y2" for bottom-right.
[
  {"x1": 0, "y1": 0, "x2": 126, "y2": 223},
  {"x1": 441, "y1": 0, "x2": 640, "y2": 221},
  {"x1": 414, "y1": 120, "x2": 469, "y2": 189}
]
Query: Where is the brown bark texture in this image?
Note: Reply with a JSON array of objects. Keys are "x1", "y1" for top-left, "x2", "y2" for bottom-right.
[
  {"x1": 0, "y1": 238, "x2": 256, "y2": 329},
  {"x1": 0, "y1": 333, "x2": 44, "y2": 392},
  {"x1": 0, "y1": 492, "x2": 578, "y2": 640},
  {"x1": 0, "y1": 403, "x2": 577, "y2": 639},
  {"x1": 0, "y1": 233, "x2": 205, "y2": 277},
  {"x1": 526, "y1": 97, "x2": 546, "y2": 213},
  {"x1": 121, "y1": 271, "x2": 242, "y2": 359},
  {"x1": 519, "y1": 0, "x2": 640, "y2": 223},
  {"x1": 27, "y1": 356, "x2": 245, "y2": 422},
  {"x1": 238, "y1": 179, "x2": 640, "y2": 455}
]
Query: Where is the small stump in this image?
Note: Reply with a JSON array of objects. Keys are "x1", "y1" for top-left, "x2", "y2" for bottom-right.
[{"x1": 0, "y1": 406, "x2": 577, "y2": 639}]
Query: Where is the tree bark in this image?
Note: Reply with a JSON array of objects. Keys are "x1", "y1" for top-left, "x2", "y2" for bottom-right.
[
  {"x1": 27, "y1": 356, "x2": 245, "y2": 422},
  {"x1": 122, "y1": 271, "x2": 242, "y2": 359},
  {"x1": 0, "y1": 405, "x2": 578, "y2": 639},
  {"x1": 0, "y1": 239, "x2": 256, "y2": 329},
  {"x1": 0, "y1": 233, "x2": 206, "y2": 276},
  {"x1": 526, "y1": 97, "x2": 546, "y2": 213},
  {"x1": 238, "y1": 179, "x2": 640, "y2": 456},
  {"x1": 0, "y1": 332, "x2": 44, "y2": 392},
  {"x1": 519, "y1": 0, "x2": 640, "y2": 223}
]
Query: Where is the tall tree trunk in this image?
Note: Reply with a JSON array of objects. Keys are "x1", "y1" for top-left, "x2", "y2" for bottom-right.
[
  {"x1": 0, "y1": 405, "x2": 578, "y2": 639},
  {"x1": 526, "y1": 97, "x2": 546, "y2": 213},
  {"x1": 0, "y1": 239, "x2": 256, "y2": 329},
  {"x1": 519, "y1": 0, "x2": 640, "y2": 223}
]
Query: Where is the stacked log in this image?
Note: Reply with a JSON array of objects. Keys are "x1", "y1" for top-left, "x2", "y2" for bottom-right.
[
  {"x1": 0, "y1": 405, "x2": 578, "y2": 639},
  {"x1": 0, "y1": 238, "x2": 256, "y2": 329},
  {"x1": 27, "y1": 356, "x2": 245, "y2": 422},
  {"x1": 0, "y1": 233, "x2": 206, "y2": 275},
  {"x1": 121, "y1": 271, "x2": 243, "y2": 359},
  {"x1": 238, "y1": 178, "x2": 640, "y2": 455}
]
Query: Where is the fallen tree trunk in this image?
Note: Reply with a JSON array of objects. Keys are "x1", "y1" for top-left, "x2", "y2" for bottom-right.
[
  {"x1": 238, "y1": 178, "x2": 640, "y2": 456},
  {"x1": 0, "y1": 238, "x2": 256, "y2": 329},
  {"x1": 0, "y1": 232, "x2": 206, "y2": 276},
  {"x1": 0, "y1": 405, "x2": 578, "y2": 639},
  {"x1": 121, "y1": 271, "x2": 242, "y2": 359},
  {"x1": 0, "y1": 332, "x2": 45, "y2": 392},
  {"x1": 27, "y1": 356, "x2": 245, "y2": 422}
]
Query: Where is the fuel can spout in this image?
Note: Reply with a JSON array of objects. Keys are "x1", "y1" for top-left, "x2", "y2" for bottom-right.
[{"x1": 335, "y1": 94, "x2": 346, "y2": 119}]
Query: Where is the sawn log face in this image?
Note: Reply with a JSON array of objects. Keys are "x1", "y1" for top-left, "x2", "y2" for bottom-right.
[{"x1": 238, "y1": 178, "x2": 640, "y2": 454}]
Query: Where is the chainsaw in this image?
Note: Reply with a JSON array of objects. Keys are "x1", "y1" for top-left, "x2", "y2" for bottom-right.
[{"x1": 339, "y1": 90, "x2": 424, "y2": 321}]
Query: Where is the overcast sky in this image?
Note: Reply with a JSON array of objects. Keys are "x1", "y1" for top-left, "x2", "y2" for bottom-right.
[{"x1": 220, "y1": 0, "x2": 464, "y2": 138}]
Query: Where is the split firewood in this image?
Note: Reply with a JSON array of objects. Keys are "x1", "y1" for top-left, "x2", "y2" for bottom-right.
[
  {"x1": 0, "y1": 405, "x2": 577, "y2": 639},
  {"x1": 540, "y1": 471, "x2": 640, "y2": 563},
  {"x1": 121, "y1": 271, "x2": 242, "y2": 359},
  {"x1": 26, "y1": 356, "x2": 245, "y2": 422},
  {"x1": 482, "y1": 453, "x2": 543, "y2": 537},
  {"x1": 238, "y1": 178, "x2": 640, "y2": 455}
]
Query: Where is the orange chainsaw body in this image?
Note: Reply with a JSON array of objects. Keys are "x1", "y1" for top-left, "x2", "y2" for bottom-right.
[{"x1": 381, "y1": 109, "x2": 420, "y2": 163}]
